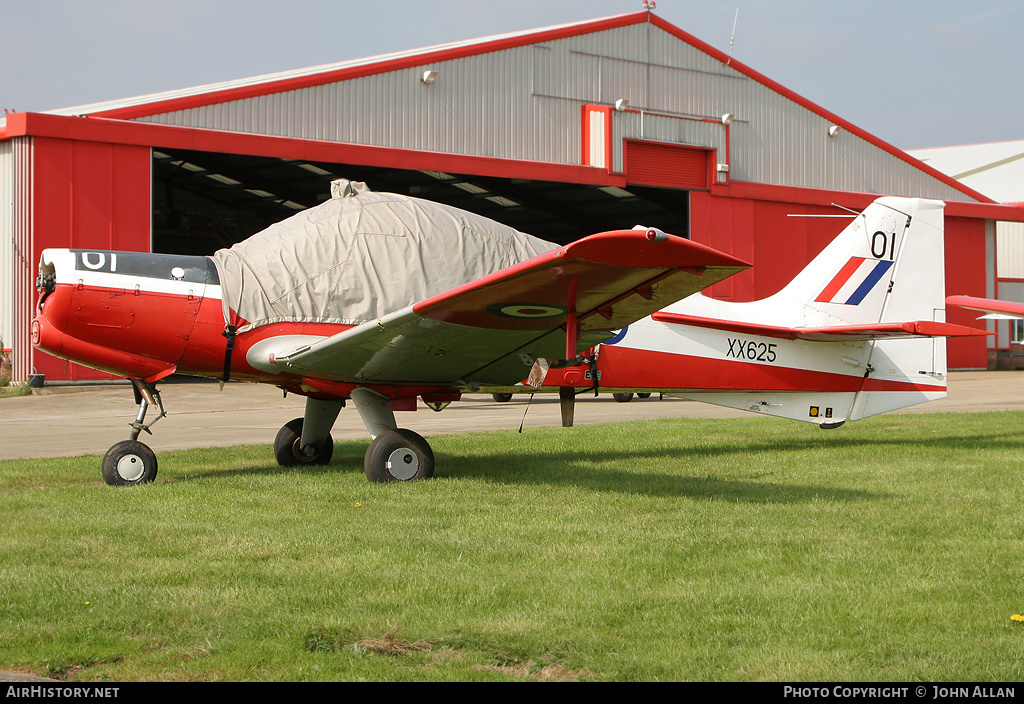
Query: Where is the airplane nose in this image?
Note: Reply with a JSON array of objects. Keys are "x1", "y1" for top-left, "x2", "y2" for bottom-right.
[{"x1": 31, "y1": 311, "x2": 66, "y2": 357}]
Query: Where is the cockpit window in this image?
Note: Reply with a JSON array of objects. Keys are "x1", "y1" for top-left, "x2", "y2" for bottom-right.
[{"x1": 68, "y1": 251, "x2": 219, "y2": 285}]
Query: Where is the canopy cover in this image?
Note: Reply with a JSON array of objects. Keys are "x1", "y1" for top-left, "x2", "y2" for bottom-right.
[{"x1": 212, "y1": 180, "x2": 559, "y2": 332}]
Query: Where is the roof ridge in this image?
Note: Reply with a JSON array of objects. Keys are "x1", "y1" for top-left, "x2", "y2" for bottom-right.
[
  {"x1": 908, "y1": 138, "x2": 1024, "y2": 153},
  {"x1": 45, "y1": 12, "x2": 647, "y2": 119}
]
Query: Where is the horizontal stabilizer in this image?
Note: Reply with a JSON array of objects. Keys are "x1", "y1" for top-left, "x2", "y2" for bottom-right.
[
  {"x1": 651, "y1": 312, "x2": 991, "y2": 341},
  {"x1": 946, "y1": 295, "x2": 1024, "y2": 319}
]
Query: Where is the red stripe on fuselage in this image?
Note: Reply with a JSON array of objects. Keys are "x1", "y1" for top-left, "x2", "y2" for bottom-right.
[{"x1": 589, "y1": 344, "x2": 944, "y2": 394}]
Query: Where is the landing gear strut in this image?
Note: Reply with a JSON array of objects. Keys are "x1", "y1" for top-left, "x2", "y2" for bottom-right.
[{"x1": 101, "y1": 379, "x2": 165, "y2": 486}]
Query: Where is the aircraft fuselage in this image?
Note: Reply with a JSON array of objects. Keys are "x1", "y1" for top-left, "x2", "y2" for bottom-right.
[{"x1": 32, "y1": 249, "x2": 454, "y2": 404}]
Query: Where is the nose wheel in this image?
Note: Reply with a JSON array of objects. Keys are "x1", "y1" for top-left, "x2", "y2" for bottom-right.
[
  {"x1": 102, "y1": 440, "x2": 158, "y2": 486},
  {"x1": 101, "y1": 379, "x2": 165, "y2": 486}
]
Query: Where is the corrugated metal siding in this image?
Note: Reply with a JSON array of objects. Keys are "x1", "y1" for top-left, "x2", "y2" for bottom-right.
[
  {"x1": 11, "y1": 138, "x2": 32, "y2": 381},
  {"x1": 0, "y1": 138, "x2": 34, "y2": 381},
  {"x1": 144, "y1": 44, "x2": 587, "y2": 168},
  {"x1": 134, "y1": 21, "x2": 971, "y2": 202},
  {"x1": 997, "y1": 221, "x2": 1024, "y2": 279},
  {"x1": 0, "y1": 140, "x2": 13, "y2": 362}
]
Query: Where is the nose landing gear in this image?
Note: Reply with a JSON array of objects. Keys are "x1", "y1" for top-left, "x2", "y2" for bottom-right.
[{"x1": 101, "y1": 379, "x2": 165, "y2": 486}]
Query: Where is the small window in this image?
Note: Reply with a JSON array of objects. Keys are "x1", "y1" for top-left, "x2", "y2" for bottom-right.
[{"x1": 1011, "y1": 319, "x2": 1024, "y2": 344}]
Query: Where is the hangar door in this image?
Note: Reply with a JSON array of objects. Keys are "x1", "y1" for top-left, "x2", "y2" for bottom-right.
[{"x1": 151, "y1": 149, "x2": 694, "y2": 256}]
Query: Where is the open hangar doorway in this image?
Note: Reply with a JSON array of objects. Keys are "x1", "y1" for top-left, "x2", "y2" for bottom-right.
[{"x1": 151, "y1": 149, "x2": 691, "y2": 255}]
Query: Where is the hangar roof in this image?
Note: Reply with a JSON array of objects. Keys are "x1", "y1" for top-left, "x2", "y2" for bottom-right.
[
  {"x1": 1, "y1": 10, "x2": 1013, "y2": 215},
  {"x1": 31, "y1": 14, "x2": 629, "y2": 122},
  {"x1": 907, "y1": 141, "x2": 1024, "y2": 205}
]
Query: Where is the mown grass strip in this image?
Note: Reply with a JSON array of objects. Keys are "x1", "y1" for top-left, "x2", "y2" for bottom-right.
[{"x1": 1, "y1": 412, "x2": 1022, "y2": 681}]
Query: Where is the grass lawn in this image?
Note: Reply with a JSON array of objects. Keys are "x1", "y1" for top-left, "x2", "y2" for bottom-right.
[
  {"x1": 1, "y1": 412, "x2": 1022, "y2": 681},
  {"x1": 0, "y1": 382, "x2": 29, "y2": 399}
]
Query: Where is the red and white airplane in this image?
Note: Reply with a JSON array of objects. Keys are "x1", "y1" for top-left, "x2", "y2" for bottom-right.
[
  {"x1": 31, "y1": 186, "x2": 982, "y2": 486},
  {"x1": 32, "y1": 182, "x2": 748, "y2": 485},
  {"x1": 526, "y1": 197, "x2": 988, "y2": 425}
]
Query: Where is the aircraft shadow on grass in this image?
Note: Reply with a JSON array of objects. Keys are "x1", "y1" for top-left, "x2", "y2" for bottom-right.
[{"x1": 159, "y1": 426, "x2": 1024, "y2": 503}]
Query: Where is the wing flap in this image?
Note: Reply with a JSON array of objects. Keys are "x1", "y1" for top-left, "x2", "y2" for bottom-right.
[{"x1": 652, "y1": 312, "x2": 992, "y2": 341}]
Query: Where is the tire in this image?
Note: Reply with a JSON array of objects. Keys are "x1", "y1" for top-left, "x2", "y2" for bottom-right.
[
  {"x1": 364, "y1": 429, "x2": 435, "y2": 483},
  {"x1": 102, "y1": 440, "x2": 158, "y2": 486},
  {"x1": 613, "y1": 392, "x2": 634, "y2": 403},
  {"x1": 274, "y1": 417, "x2": 334, "y2": 467},
  {"x1": 637, "y1": 392, "x2": 652, "y2": 399},
  {"x1": 491, "y1": 393, "x2": 513, "y2": 403}
]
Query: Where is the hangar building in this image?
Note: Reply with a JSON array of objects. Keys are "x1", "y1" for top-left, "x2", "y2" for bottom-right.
[
  {"x1": 3, "y1": 10, "x2": 1023, "y2": 381},
  {"x1": 908, "y1": 140, "x2": 1024, "y2": 360}
]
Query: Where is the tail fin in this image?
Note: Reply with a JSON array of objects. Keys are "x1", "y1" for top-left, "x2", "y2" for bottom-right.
[
  {"x1": 599, "y1": 197, "x2": 965, "y2": 425},
  {"x1": 756, "y1": 197, "x2": 953, "y2": 421},
  {"x1": 675, "y1": 196, "x2": 946, "y2": 328}
]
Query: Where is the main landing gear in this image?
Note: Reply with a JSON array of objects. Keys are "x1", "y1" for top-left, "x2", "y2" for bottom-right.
[
  {"x1": 101, "y1": 382, "x2": 434, "y2": 485},
  {"x1": 274, "y1": 396, "x2": 341, "y2": 466},
  {"x1": 101, "y1": 379, "x2": 165, "y2": 486},
  {"x1": 613, "y1": 392, "x2": 653, "y2": 403},
  {"x1": 271, "y1": 388, "x2": 434, "y2": 483},
  {"x1": 351, "y1": 387, "x2": 434, "y2": 482}
]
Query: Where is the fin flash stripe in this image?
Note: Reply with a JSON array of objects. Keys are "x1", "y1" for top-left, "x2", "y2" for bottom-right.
[{"x1": 816, "y1": 258, "x2": 893, "y2": 306}]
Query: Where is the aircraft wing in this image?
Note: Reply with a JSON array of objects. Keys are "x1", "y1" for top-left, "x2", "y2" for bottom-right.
[
  {"x1": 249, "y1": 230, "x2": 748, "y2": 387},
  {"x1": 946, "y1": 295, "x2": 1024, "y2": 320},
  {"x1": 652, "y1": 312, "x2": 991, "y2": 341}
]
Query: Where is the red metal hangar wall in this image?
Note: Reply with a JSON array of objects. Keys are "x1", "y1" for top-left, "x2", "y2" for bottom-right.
[{"x1": 2, "y1": 10, "x2": 1022, "y2": 381}]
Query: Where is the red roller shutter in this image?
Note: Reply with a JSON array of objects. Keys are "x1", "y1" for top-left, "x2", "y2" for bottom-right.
[{"x1": 625, "y1": 140, "x2": 711, "y2": 190}]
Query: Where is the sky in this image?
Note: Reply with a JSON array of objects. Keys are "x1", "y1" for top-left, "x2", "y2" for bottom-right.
[{"x1": 2, "y1": 0, "x2": 1022, "y2": 150}]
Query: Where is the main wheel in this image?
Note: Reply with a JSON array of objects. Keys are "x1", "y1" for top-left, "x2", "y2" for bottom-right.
[
  {"x1": 613, "y1": 392, "x2": 634, "y2": 403},
  {"x1": 491, "y1": 393, "x2": 513, "y2": 403},
  {"x1": 364, "y1": 429, "x2": 434, "y2": 483},
  {"x1": 637, "y1": 392, "x2": 652, "y2": 399},
  {"x1": 102, "y1": 440, "x2": 158, "y2": 486},
  {"x1": 274, "y1": 418, "x2": 334, "y2": 467}
]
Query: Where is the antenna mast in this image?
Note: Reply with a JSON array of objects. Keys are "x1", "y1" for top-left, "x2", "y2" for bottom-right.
[{"x1": 727, "y1": 8, "x2": 739, "y2": 65}]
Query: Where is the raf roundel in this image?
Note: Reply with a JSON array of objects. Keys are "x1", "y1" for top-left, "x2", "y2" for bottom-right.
[{"x1": 487, "y1": 303, "x2": 567, "y2": 319}]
